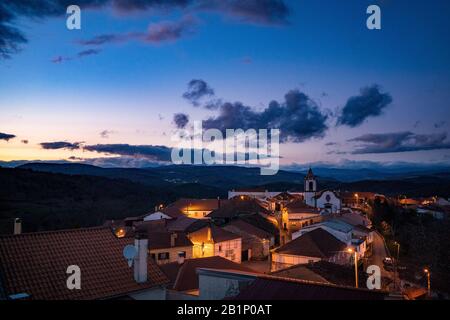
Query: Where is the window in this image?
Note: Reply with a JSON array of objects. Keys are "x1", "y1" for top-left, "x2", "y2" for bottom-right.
[
  {"x1": 309, "y1": 181, "x2": 314, "y2": 191},
  {"x1": 151, "y1": 253, "x2": 156, "y2": 260},
  {"x1": 158, "y1": 252, "x2": 170, "y2": 260},
  {"x1": 234, "y1": 241, "x2": 238, "y2": 249},
  {"x1": 218, "y1": 245, "x2": 222, "y2": 252}
]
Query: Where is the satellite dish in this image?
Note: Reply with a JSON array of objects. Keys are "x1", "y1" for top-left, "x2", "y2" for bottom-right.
[{"x1": 123, "y1": 245, "x2": 137, "y2": 267}]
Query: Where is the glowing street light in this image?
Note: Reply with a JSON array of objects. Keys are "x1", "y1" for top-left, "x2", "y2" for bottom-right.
[
  {"x1": 348, "y1": 248, "x2": 358, "y2": 288},
  {"x1": 424, "y1": 268, "x2": 431, "y2": 297}
]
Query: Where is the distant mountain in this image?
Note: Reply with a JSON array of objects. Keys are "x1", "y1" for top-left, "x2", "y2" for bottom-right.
[
  {"x1": 2, "y1": 164, "x2": 450, "y2": 234},
  {"x1": 18, "y1": 163, "x2": 329, "y2": 190},
  {"x1": 284, "y1": 165, "x2": 450, "y2": 182}
]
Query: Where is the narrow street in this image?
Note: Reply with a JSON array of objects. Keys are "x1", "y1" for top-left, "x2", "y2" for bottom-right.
[{"x1": 369, "y1": 231, "x2": 394, "y2": 290}]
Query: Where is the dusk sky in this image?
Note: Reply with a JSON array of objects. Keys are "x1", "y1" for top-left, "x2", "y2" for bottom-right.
[{"x1": 1, "y1": 0, "x2": 450, "y2": 168}]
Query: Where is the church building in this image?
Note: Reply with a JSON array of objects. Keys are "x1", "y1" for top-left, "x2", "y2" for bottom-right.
[{"x1": 304, "y1": 168, "x2": 341, "y2": 214}]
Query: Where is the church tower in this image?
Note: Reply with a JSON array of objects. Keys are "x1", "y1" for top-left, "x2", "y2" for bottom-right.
[{"x1": 304, "y1": 168, "x2": 317, "y2": 207}]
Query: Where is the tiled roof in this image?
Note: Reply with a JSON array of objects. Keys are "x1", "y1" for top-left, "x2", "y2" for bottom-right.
[
  {"x1": 233, "y1": 274, "x2": 387, "y2": 300},
  {"x1": 240, "y1": 214, "x2": 279, "y2": 237},
  {"x1": 271, "y1": 192, "x2": 300, "y2": 201},
  {"x1": 274, "y1": 228, "x2": 346, "y2": 258},
  {"x1": 0, "y1": 227, "x2": 169, "y2": 300},
  {"x1": 206, "y1": 198, "x2": 271, "y2": 219},
  {"x1": 166, "y1": 216, "x2": 199, "y2": 232},
  {"x1": 285, "y1": 200, "x2": 319, "y2": 214},
  {"x1": 270, "y1": 265, "x2": 330, "y2": 284},
  {"x1": 168, "y1": 198, "x2": 228, "y2": 213},
  {"x1": 189, "y1": 224, "x2": 241, "y2": 243},
  {"x1": 225, "y1": 219, "x2": 272, "y2": 240},
  {"x1": 160, "y1": 256, "x2": 254, "y2": 292},
  {"x1": 145, "y1": 232, "x2": 193, "y2": 250}
]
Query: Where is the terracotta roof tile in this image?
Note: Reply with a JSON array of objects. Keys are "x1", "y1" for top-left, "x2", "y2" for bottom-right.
[
  {"x1": 274, "y1": 228, "x2": 346, "y2": 258},
  {"x1": 0, "y1": 227, "x2": 169, "y2": 300},
  {"x1": 233, "y1": 274, "x2": 387, "y2": 300},
  {"x1": 160, "y1": 256, "x2": 255, "y2": 292}
]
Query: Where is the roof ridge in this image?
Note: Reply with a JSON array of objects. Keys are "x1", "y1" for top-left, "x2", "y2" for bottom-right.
[
  {"x1": 256, "y1": 273, "x2": 387, "y2": 293},
  {"x1": 0, "y1": 225, "x2": 110, "y2": 238}
]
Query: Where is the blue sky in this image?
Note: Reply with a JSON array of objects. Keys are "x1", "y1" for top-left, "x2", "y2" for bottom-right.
[{"x1": 0, "y1": 0, "x2": 449, "y2": 168}]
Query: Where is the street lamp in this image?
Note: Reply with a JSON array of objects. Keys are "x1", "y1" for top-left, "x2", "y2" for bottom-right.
[
  {"x1": 394, "y1": 241, "x2": 400, "y2": 290},
  {"x1": 424, "y1": 268, "x2": 431, "y2": 298},
  {"x1": 348, "y1": 248, "x2": 358, "y2": 288}
]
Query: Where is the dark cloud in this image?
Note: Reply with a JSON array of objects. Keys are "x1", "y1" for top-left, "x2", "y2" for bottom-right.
[
  {"x1": 51, "y1": 56, "x2": 70, "y2": 63},
  {"x1": 83, "y1": 144, "x2": 173, "y2": 161},
  {"x1": 21, "y1": 139, "x2": 29, "y2": 144},
  {"x1": 349, "y1": 131, "x2": 450, "y2": 154},
  {"x1": 100, "y1": 130, "x2": 115, "y2": 138},
  {"x1": 337, "y1": 85, "x2": 393, "y2": 127},
  {"x1": 0, "y1": 132, "x2": 16, "y2": 141},
  {"x1": 196, "y1": 0, "x2": 290, "y2": 25},
  {"x1": 77, "y1": 48, "x2": 101, "y2": 57},
  {"x1": 40, "y1": 141, "x2": 83, "y2": 150},
  {"x1": 202, "y1": 90, "x2": 329, "y2": 143},
  {"x1": 434, "y1": 121, "x2": 446, "y2": 129},
  {"x1": 2, "y1": 0, "x2": 289, "y2": 59},
  {"x1": 173, "y1": 113, "x2": 189, "y2": 129},
  {"x1": 182, "y1": 79, "x2": 215, "y2": 107}
]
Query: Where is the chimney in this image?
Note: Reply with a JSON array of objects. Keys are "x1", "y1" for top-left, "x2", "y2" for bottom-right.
[
  {"x1": 14, "y1": 218, "x2": 22, "y2": 235},
  {"x1": 217, "y1": 196, "x2": 221, "y2": 208},
  {"x1": 170, "y1": 233, "x2": 177, "y2": 247},
  {"x1": 177, "y1": 251, "x2": 186, "y2": 265},
  {"x1": 134, "y1": 230, "x2": 148, "y2": 283}
]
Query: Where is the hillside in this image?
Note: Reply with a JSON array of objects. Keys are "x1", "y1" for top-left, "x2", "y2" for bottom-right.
[
  {"x1": 2, "y1": 164, "x2": 449, "y2": 234},
  {"x1": 0, "y1": 167, "x2": 224, "y2": 234}
]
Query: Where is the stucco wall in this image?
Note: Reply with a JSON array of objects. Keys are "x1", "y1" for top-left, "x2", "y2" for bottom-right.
[{"x1": 150, "y1": 246, "x2": 193, "y2": 265}]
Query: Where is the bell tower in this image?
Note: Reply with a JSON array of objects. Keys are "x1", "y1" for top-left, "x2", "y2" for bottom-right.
[{"x1": 304, "y1": 168, "x2": 317, "y2": 207}]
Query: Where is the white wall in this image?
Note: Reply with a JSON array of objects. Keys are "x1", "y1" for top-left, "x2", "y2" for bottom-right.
[
  {"x1": 315, "y1": 191, "x2": 341, "y2": 213},
  {"x1": 214, "y1": 239, "x2": 242, "y2": 263}
]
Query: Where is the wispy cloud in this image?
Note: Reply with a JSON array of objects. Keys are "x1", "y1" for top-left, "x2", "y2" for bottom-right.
[
  {"x1": 83, "y1": 144, "x2": 173, "y2": 161},
  {"x1": 51, "y1": 48, "x2": 101, "y2": 63},
  {"x1": 78, "y1": 16, "x2": 197, "y2": 47},
  {"x1": 40, "y1": 141, "x2": 83, "y2": 150},
  {"x1": 348, "y1": 131, "x2": 450, "y2": 154},
  {"x1": 1, "y1": 0, "x2": 290, "y2": 59}
]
